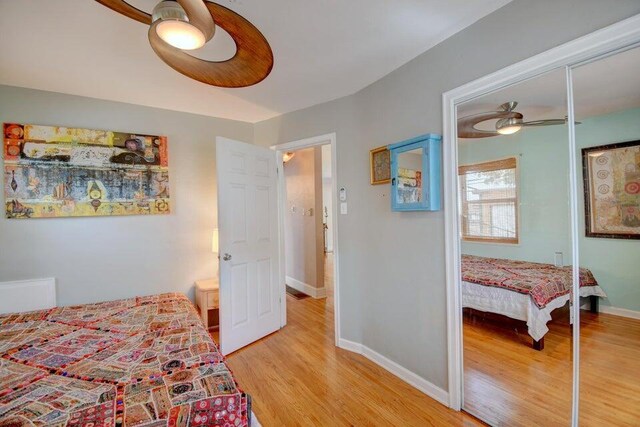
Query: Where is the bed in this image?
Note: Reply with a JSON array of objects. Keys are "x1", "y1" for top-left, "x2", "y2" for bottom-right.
[
  {"x1": 0, "y1": 293, "x2": 252, "y2": 426},
  {"x1": 461, "y1": 255, "x2": 607, "y2": 350}
]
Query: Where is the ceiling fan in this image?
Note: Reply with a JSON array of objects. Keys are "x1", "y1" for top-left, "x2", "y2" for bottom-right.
[
  {"x1": 458, "y1": 101, "x2": 573, "y2": 138},
  {"x1": 95, "y1": 0, "x2": 273, "y2": 88}
]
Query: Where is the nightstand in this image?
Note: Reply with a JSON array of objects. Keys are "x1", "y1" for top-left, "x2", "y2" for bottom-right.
[{"x1": 195, "y1": 278, "x2": 220, "y2": 330}]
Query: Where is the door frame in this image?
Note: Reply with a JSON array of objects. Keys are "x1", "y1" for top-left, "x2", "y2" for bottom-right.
[
  {"x1": 271, "y1": 133, "x2": 341, "y2": 346},
  {"x1": 442, "y1": 13, "x2": 640, "y2": 422}
]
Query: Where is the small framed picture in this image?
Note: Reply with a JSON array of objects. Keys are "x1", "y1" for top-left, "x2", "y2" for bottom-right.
[
  {"x1": 582, "y1": 139, "x2": 640, "y2": 239},
  {"x1": 370, "y1": 146, "x2": 391, "y2": 185}
]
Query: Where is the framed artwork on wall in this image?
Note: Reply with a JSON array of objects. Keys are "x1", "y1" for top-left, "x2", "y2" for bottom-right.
[
  {"x1": 4, "y1": 123, "x2": 170, "y2": 219},
  {"x1": 370, "y1": 146, "x2": 391, "y2": 185},
  {"x1": 582, "y1": 139, "x2": 640, "y2": 239}
]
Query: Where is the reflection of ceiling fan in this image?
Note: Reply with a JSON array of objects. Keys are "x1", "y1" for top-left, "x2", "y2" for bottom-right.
[{"x1": 458, "y1": 101, "x2": 574, "y2": 138}]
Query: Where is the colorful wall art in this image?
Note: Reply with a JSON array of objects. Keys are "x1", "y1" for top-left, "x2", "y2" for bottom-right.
[
  {"x1": 583, "y1": 139, "x2": 640, "y2": 239},
  {"x1": 4, "y1": 123, "x2": 170, "y2": 219}
]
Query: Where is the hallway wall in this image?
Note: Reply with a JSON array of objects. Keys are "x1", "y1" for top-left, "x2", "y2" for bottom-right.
[{"x1": 255, "y1": 1, "x2": 640, "y2": 391}]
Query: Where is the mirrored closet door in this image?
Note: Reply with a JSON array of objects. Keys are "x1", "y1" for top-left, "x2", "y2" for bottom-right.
[
  {"x1": 456, "y1": 68, "x2": 576, "y2": 425},
  {"x1": 571, "y1": 46, "x2": 640, "y2": 425}
]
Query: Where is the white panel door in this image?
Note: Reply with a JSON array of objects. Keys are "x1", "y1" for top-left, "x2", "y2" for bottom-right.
[{"x1": 216, "y1": 137, "x2": 281, "y2": 355}]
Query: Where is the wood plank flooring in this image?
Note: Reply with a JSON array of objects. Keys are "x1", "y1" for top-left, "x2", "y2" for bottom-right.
[
  {"x1": 463, "y1": 308, "x2": 574, "y2": 426},
  {"x1": 213, "y1": 254, "x2": 640, "y2": 426},
  {"x1": 215, "y1": 255, "x2": 483, "y2": 426},
  {"x1": 578, "y1": 311, "x2": 640, "y2": 426},
  {"x1": 463, "y1": 307, "x2": 640, "y2": 426}
]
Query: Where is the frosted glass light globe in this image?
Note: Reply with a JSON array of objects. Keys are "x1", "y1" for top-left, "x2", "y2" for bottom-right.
[
  {"x1": 152, "y1": 1, "x2": 206, "y2": 50},
  {"x1": 156, "y1": 20, "x2": 205, "y2": 50}
]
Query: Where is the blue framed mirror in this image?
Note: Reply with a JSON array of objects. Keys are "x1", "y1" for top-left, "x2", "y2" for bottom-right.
[{"x1": 389, "y1": 134, "x2": 442, "y2": 211}]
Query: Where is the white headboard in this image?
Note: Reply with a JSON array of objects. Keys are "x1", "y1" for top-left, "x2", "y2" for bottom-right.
[{"x1": 0, "y1": 278, "x2": 57, "y2": 314}]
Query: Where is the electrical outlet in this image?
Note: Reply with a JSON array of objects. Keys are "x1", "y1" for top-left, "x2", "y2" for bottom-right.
[{"x1": 554, "y1": 252, "x2": 563, "y2": 267}]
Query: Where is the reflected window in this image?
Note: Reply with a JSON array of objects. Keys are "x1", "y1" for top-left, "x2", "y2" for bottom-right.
[{"x1": 458, "y1": 157, "x2": 518, "y2": 243}]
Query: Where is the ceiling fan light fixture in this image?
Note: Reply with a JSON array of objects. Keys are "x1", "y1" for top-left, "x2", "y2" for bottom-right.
[
  {"x1": 156, "y1": 20, "x2": 206, "y2": 50},
  {"x1": 98, "y1": 0, "x2": 274, "y2": 87},
  {"x1": 496, "y1": 117, "x2": 523, "y2": 135},
  {"x1": 282, "y1": 152, "x2": 295, "y2": 163},
  {"x1": 152, "y1": 1, "x2": 206, "y2": 50},
  {"x1": 496, "y1": 124, "x2": 522, "y2": 135}
]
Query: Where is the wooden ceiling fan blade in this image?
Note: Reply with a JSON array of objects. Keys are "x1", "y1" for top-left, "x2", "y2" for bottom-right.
[
  {"x1": 95, "y1": 0, "x2": 274, "y2": 88},
  {"x1": 458, "y1": 111, "x2": 522, "y2": 138},
  {"x1": 148, "y1": 2, "x2": 273, "y2": 88}
]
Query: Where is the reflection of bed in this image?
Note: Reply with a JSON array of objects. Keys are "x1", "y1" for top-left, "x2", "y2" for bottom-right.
[
  {"x1": 462, "y1": 255, "x2": 607, "y2": 350},
  {"x1": 0, "y1": 293, "x2": 252, "y2": 426}
]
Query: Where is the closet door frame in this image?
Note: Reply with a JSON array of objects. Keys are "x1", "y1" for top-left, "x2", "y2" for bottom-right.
[{"x1": 442, "y1": 13, "x2": 640, "y2": 426}]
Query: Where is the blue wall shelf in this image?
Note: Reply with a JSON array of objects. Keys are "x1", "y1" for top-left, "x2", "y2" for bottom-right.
[{"x1": 388, "y1": 133, "x2": 442, "y2": 211}]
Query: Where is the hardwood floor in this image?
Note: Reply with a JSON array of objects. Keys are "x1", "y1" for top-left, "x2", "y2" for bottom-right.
[
  {"x1": 215, "y1": 255, "x2": 483, "y2": 426},
  {"x1": 463, "y1": 307, "x2": 640, "y2": 426},
  {"x1": 463, "y1": 307, "x2": 574, "y2": 426},
  {"x1": 579, "y1": 311, "x2": 640, "y2": 426},
  {"x1": 211, "y1": 256, "x2": 639, "y2": 426}
]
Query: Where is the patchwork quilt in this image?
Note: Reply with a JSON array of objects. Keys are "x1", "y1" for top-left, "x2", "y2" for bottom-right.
[
  {"x1": 461, "y1": 255, "x2": 599, "y2": 309},
  {"x1": 0, "y1": 293, "x2": 250, "y2": 426}
]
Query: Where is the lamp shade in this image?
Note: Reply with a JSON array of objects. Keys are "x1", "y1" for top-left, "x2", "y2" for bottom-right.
[{"x1": 212, "y1": 228, "x2": 219, "y2": 253}]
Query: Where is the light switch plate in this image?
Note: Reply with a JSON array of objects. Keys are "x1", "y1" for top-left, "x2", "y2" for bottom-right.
[
  {"x1": 339, "y1": 187, "x2": 347, "y2": 202},
  {"x1": 340, "y1": 202, "x2": 348, "y2": 215}
]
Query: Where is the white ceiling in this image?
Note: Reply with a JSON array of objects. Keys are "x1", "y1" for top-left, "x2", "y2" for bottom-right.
[
  {"x1": 0, "y1": 0, "x2": 511, "y2": 123},
  {"x1": 572, "y1": 47, "x2": 640, "y2": 119},
  {"x1": 458, "y1": 46, "x2": 640, "y2": 128}
]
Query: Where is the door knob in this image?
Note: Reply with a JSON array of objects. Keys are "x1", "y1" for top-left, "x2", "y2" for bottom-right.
[{"x1": 223, "y1": 253, "x2": 232, "y2": 261}]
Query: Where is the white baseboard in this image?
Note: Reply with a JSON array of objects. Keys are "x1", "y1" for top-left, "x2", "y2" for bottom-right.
[
  {"x1": 337, "y1": 338, "x2": 363, "y2": 353},
  {"x1": 579, "y1": 300, "x2": 640, "y2": 320},
  {"x1": 598, "y1": 305, "x2": 640, "y2": 320},
  {"x1": 0, "y1": 278, "x2": 56, "y2": 314},
  {"x1": 286, "y1": 276, "x2": 326, "y2": 299},
  {"x1": 337, "y1": 339, "x2": 449, "y2": 407}
]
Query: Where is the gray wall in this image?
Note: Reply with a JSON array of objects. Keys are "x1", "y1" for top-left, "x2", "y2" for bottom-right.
[
  {"x1": 254, "y1": 0, "x2": 640, "y2": 390},
  {"x1": 284, "y1": 147, "x2": 324, "y2": 289},
  {"x1": 321, "y1": 144, "x2": 334, "y2": 253},
  {"x1": 0, "y1": 85, "x2": 253, "y2": 306}
]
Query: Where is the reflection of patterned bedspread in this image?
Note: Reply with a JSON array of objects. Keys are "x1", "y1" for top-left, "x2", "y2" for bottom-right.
[
  {"x1": 462, "y1": 255, "x2": 599, "y2": 309},
  {"x1": 0, "y1": 293, "x2": 250, "y2": 426}
]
